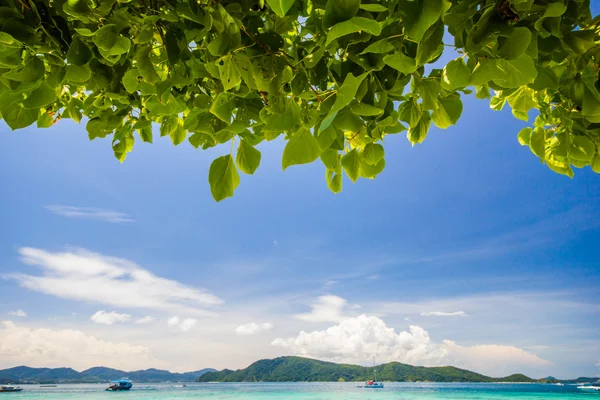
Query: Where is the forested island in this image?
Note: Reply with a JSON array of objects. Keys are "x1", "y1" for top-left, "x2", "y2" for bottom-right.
[{"x1": 197, "y1": 357, "x2": 539, "y2": 383}]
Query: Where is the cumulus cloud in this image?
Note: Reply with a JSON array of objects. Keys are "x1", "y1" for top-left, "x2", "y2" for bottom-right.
[
  {"x1": 5, "y1": 247, "x2": 222, "y2": 315},
  {"x1": 136, "y1": 316, "x2": 155, "y2": 324},
  {"x1": 296, "y1": 295, "x2": 349, "y2": 323},
  {"x1": 180, "y1": 318, "x2": 197, "y2": 332},
  {"x1": 8, "y1": 310, "x2": 27, "y2": 317},
  {"x1": 167, "y1": 316, "x2": 196, "y2": 332},
  {"x1": 90, "y1": 311, "x2": 131, "y2": 325},
  {"x1": 45, "y1": 205, "x2": 134, "y2": 223},
  {"x1": 421, "y1": 311, "x2": 468, "y2": 317},
  {"x1": 235, "y1": 322, "x2": 273, "y2": 335},
  {"x1": 0, "y1": 321, "x2": 158, "y2": 370},
  {"x1": 272, "y1": 315, "x2": 550, "y2": 376}
]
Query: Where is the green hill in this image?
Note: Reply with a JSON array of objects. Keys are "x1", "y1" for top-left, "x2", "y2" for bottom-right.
[{"x1": 196, "y1": 356, "x2": 531, "y2": 383}]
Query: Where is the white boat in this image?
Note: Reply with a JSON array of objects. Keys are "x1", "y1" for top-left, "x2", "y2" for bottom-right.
[
  {"x1": 361, "y1": 356, "x2": 384, "y2": 389},
  {"x1": 578, "y1": 385, "x2": 600, "y2": 392},
  {"x1": 555, "y1": 382, "x2": 564, "y2": 386},
  {"x1": 0, "y1": 385, "x2": 23, "y2": 393}
]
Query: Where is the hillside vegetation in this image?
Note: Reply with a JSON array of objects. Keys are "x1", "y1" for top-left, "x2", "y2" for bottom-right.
[{"x1": 196, "y1": 356, "x2": 534, "y2": 383}]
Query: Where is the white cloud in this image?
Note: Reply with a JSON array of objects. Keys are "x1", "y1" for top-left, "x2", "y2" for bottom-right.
[
  {"x1": 366, "y1": 275, "x2": 380, "y2": 280},
  {"x1": 421, "y1": 311, "x2": 468, "y2": 317},
  {"x1": 136, "y1": 316, "x2": 155, "y2": 324},
  {"x1": 90, "y1": 311, "x2": 131, "y2": 325},
  {"x1": 180, "y1": 318, "x2": 197, "y2": 332},
  {"x1": 235, "y1": 322, "x2": 273, "y2": 335},
  {"x1": 296, "y1": 295, "x2": 349, "y2": 323},
  {"x1": 45, "y1": 205, "x2": 134, "y2": 223},
  {"x1": 6, "y1": 247, "x2": 222, "y2": 315},
  {"x1": 8, "y1": 310, "x2": 27, "y2": 317},
  {"x1": 0, "y1": 321, "x2": 158, "y2": 370},
  {"x1": 272, "y1": 315, "x2": 550, "y2": 376},
  {"x1": 167, "y1": 316, "x2": 196, "y2": 332},
  {"x1": 596, "y1": 360, "x2": 600, "y2": 367}
]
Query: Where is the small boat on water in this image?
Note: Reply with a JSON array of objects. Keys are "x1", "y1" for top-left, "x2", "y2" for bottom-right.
[
  {"x1": 359, "y1": 356, "x2": 384, "y2": 389},
  {"x1": 555, "y1": 382, "x2": 564, "y2": 386},
  {"x1": 106, "y1": 378, "x2": 133, "y2": 391},
  {"x1": 0, "y1": 385, "x2": 23, "y2": 393}
]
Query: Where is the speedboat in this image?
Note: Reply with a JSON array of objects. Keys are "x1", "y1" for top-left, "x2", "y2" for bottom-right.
[
  {"x1": 0, "y1": 385, "x2": 23, "y2": 392},
  {"x1": 106, "y1": 378, "x2": 133, "y2": 391},
  {"x1": 578, "y1": 385, "x2": 600, "y2": 392},
  {"x1": 555, "y1": 382, "x2": 564, "y2": 386}
]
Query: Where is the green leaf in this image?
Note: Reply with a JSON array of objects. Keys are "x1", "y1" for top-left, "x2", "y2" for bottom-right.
[
  {"x1": 592, "y1": 155, "x2": 600, "y2": 174},
  {"x1": 210, "y1": 93, "x2": 236, "y2": 122},
  {"x1": 266, "y1": 0, "x2": 297, "y2": 17},
  {"x1": 324, "y1": 0, "x2": 360, "y2": 27},
  {"x1": 417, "y1": 78, "x2": 441, "y2": 111},
  {"x1": 361, "y1": 39, "x2": 395, "y2": 55},
  {"x1": 399, "y1": 0, "x2": 444, "y2": 42},
  {"x1": 363, "y1": 143, "x2": 384, "y2": 165},
  {"x1": 67, "y1": 37, "x2": 93, "y2": 66},
  {"x1": 529, "y1": 128, "x2": 545, "y2": 159},
  {"x1": 316, "y1": 126, "x2": 338, "y2": 151},
  {"x1": 236, "y1": 139, "x2": 261, "y2": 174},
  {"x1": 2, "y1": 104, "x2": 38, "y2": 130},
  {"x1": 282, "y1": 128, "x2": 320, "y2": 170},
  {"x1": 350, "y1": 102, "x2": 384, "y2": 116},
  {"x1": 398, "y1": 98, "x2": 422, "y2": 128},
  {"x1": 493, "y1": 54, "x2": 537, "y2": 88},
  {"x1": 93, "y1": 25, "x2": 118, "y2": 51},
  {"x1": 570, "y1": 135, "x2": 595, "y2": 162},
  {"x1": 432, "y1": 94, "x2": 463, "y2": 129},
  {"x1": 326, "y1": 168, "x2": 343, "y2": 193},
  {"x1": 518, "y1": 127, "x2": 531, "y2": 146},
  {"x1": 218, "y1": 56, "x2": 241, "y2": 91},
  {"x1": 320, "y1": 148, "x2": 339, "y2": 169},
  {"x1": 441, "y1": 58, "x2": 470, "y2": 91},
  {"x1": 497, "y1": 27, "x2": 532, "y2": 60},
  {"x1": 209, "y1": 155, "x2": 240, "y2": 202},
  {"x1": 320, "y1": 73, "x2": 367, "y2": 133},
  {"x1": 64, "y1": 64, "x2": 91, "y2": 82},
  {"x1": 23, "y1": 83, "x2": 57, "y2": 109},
  {"x1": 359, "y1": 4, "x2": 388, "y2": 12},
  {"x1": 383, "y1": 53, "x2": 417, "y2": 75},
  {"x1": 416, "y1": 21, "x2": 444, "y2": 65},
  {"x1": 341, "y1": 149, "x2": 361, "y2": 182},
  {"x1": 37, "y1": 112, "x2": 54, "y2": 128},
  {"x1": 360, "y1": 157, "x2": 385, "y2": 178},
  {"x1": 3, "y1": 56, "x2": 44, "y2": 82},
  {"x1": 407, "y1": 112, "x2": 431, "y2": 145},
  {"x1": 326, "y1": 18, "x2": 382, "y2": 46}
]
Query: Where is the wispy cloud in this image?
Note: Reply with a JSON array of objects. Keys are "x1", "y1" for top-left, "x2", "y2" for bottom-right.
[
  {"x1": 45, "y1": 205, "x2": 134, "y2": 223},
  {"x1": 136, "y1": 316, "x2": 155, "y2": 324},
  {"x1": 421, "y1": 311, "x2": 468, "y2": 317},
  {"x1": 90, "y1": 311, "x2": 131, "y2": 325},
  {"x1": 5, "y1": 247, "x2": 222, "y2": 315},
  {"x1": 235, "y1": 322, "x2": 273, "y2": 335},
  {"x1": 296, "y1": 295, "x2": 350, "y2": 323},
  {"x1": 7, "y1": 310, "x2": 27, "y2": 317}
]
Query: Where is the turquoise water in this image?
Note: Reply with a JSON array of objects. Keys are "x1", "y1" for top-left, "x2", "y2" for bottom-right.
[{"x1": 5, "y1": 383, "x2": 596, "y2": 399}]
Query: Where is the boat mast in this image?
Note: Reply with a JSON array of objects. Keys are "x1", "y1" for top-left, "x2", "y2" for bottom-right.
[{"x1": 373, "y1": 355, "x2": 377, "y2": 382}]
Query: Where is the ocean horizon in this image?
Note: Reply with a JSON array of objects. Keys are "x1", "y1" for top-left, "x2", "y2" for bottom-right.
[{"x1": 4, "y1": 382, "x2": 592, "y2": 399}]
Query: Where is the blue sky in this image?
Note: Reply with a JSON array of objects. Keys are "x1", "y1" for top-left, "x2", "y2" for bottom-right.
[{"x1": 1, "y1": 8, "x2": 600, "y2": 376}]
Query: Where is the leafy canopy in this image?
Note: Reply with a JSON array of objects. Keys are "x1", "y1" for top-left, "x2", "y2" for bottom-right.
[{"x1": 0, "y1": 0, "x2": 599, "y2": 201}]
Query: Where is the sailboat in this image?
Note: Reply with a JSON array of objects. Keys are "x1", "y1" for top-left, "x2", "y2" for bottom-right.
[{"x1": 362, "y1": 356, "x2": 384, "y2": 389}]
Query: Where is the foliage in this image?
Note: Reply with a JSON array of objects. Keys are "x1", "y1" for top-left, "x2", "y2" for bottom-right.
[
  {"x1": 0, "y1": 0, "x2": 598, "y2": 201},
  {"x1": 196, "y1": 356, "x2": 535, "y2": 382}
]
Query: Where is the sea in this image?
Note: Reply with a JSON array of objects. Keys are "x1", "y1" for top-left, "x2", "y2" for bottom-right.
[{"x1": 5, "y1": 382, "x2": 596, "y2": 399}]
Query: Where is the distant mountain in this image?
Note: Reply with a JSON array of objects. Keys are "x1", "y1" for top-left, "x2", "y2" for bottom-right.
[
  {"x1": 560, "y1": 377, "x2": 600, "y2": 384},
  {"x1": 0, "y1": 366, "x2": 215, "y2": 384},
  {"x1": 196, "y1": 356, "x2": 535, "y2": 383}
]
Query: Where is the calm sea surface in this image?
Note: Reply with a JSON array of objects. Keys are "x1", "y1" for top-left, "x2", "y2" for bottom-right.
[{"x1": 6, "y1": 382, "x2": 596, "y2": 399}]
